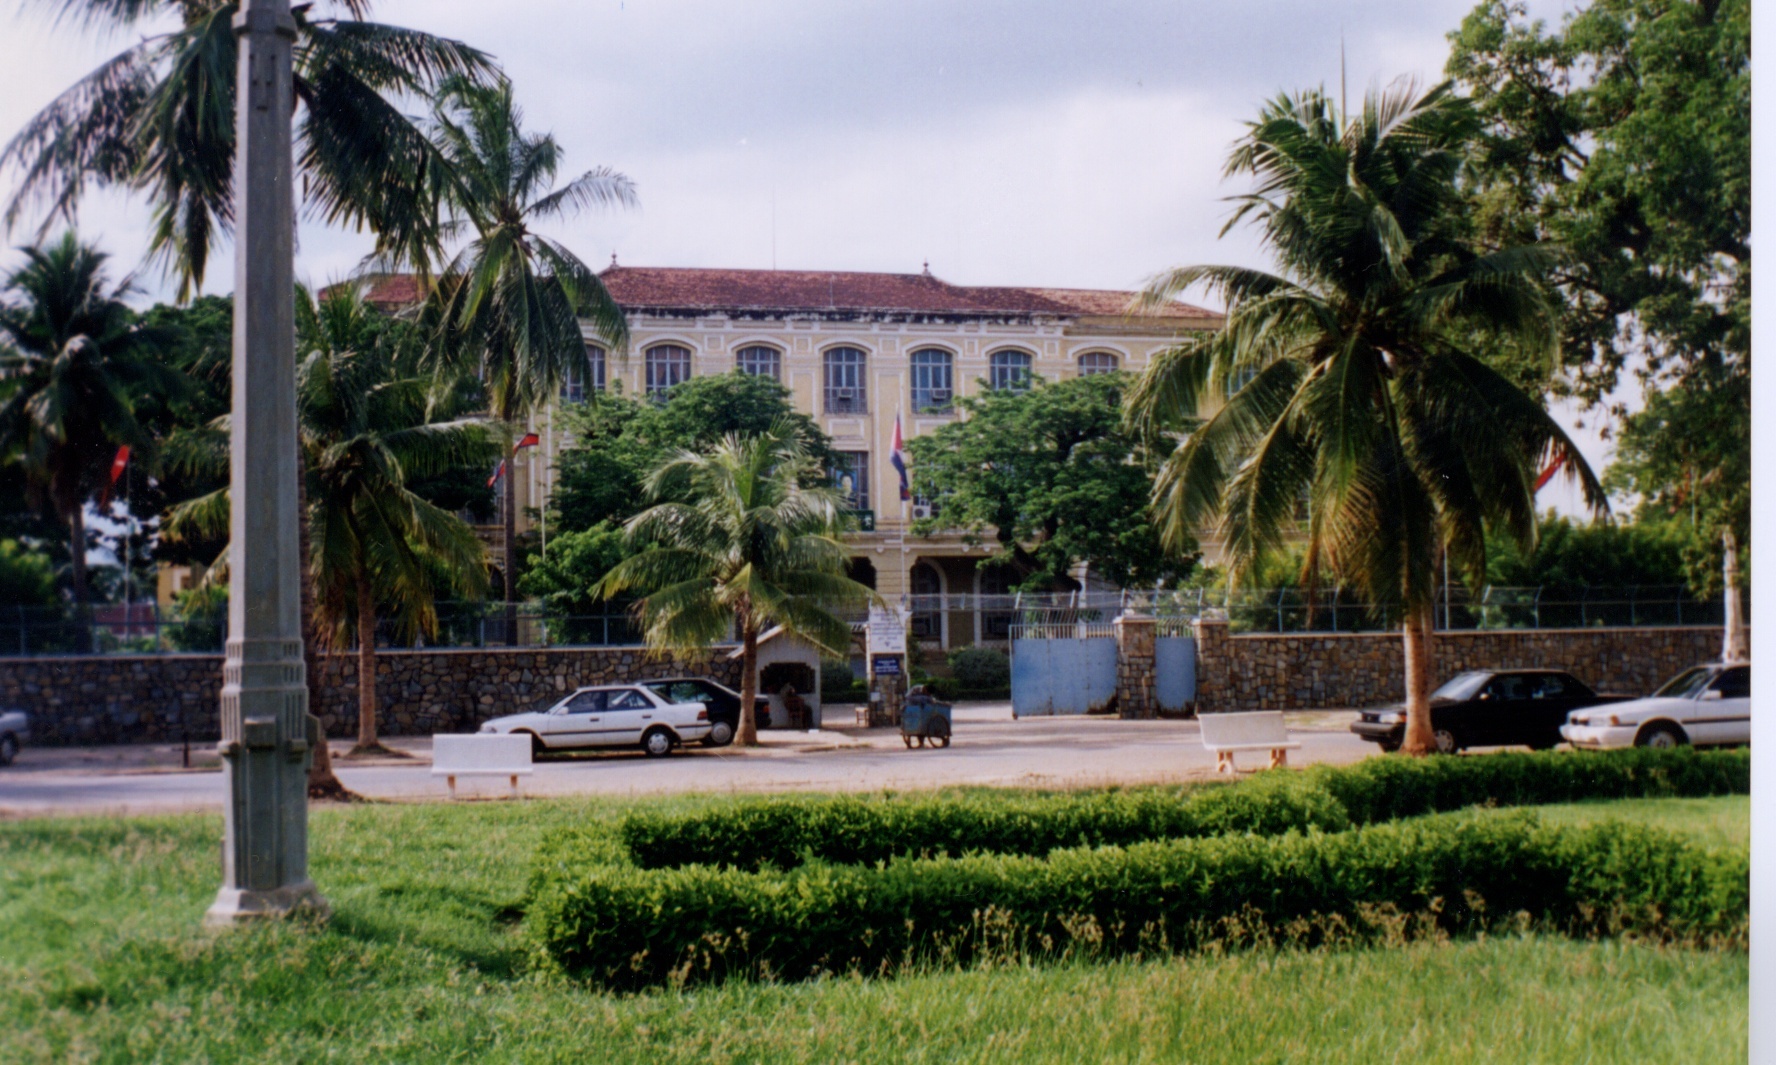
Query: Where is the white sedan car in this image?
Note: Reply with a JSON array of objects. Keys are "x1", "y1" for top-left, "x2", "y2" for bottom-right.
[
  {"x1": 0, "y1": 708, "x2": 28, "y2": 765},
  {"x1": 479, "y1": 684, "x2": 713, "y2": 757},
  {"x1": 1562, "y1": 663, "x2": 1750, "y2": 750}
]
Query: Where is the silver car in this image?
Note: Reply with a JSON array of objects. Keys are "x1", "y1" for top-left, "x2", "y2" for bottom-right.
[
  {"x1": 1562, "y1": 663, "x2": 1751, "y2": 750},
  {"x1": 479, "y1": 684, "x2": 713, "y2": 758},
  {"x1": 0, "y1": 708, "x2": 28, "y2": 766}
]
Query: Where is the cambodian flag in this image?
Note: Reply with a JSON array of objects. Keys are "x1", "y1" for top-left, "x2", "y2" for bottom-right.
[{"x1": 890, "y1": 412, "x2": 910, "y2": 501}]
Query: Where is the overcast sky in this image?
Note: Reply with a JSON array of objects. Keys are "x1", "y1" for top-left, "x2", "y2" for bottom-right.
[{"x1": 0, "y1": 0, "x2": 1606, "y2": 512}]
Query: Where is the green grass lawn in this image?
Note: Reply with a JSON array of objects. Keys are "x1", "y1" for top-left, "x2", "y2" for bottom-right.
[{"x1": 1, "y1": 792, "x2": 1748, "y2": 1064}]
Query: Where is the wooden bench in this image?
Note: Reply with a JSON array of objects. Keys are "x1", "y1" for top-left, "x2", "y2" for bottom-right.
[
  {"x1": 432, "y1": 734, "x2": 533, "y2": 799},
  {"x1": 1199, "y1": 711, "x2": 1301, "y2": 773}
]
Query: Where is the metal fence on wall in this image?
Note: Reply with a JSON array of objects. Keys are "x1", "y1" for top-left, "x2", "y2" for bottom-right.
[{"x1": 0, "y1": 584, "x2": 1738, "y2": 656}]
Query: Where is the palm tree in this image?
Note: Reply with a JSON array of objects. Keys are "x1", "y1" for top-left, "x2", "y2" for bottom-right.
[
  {"x1": 423, "y1": 76, "x2": 635, "y2": 635},
  {"x1": 1125, "y1": 81, "x2": 1605, "y2": 755},
  {"x1": 595, "y1": 423, "x2": 877, "y2": 747},
  {"x1": 0, "y1": 232, "x2": 180, "y2": 612},
  {"x1": 169, "y1": 285, "x2": 494, "y2": 754},
  {"x1": 1, "y1": 1, "x2": 496, "y2": 298}
]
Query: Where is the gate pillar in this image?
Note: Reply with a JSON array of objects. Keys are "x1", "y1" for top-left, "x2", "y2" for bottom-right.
[{"x1": 1114, "y1": 612, "x2": 1157, "y2": 719}]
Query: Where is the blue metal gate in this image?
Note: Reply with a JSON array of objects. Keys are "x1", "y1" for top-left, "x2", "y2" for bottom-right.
[
  {"x1": 1010, "y1": 632, "x2": 1117, "y2": 716},
  {"x1": 1155, "y1": 633, "x2": 1196, "y2": 713}
]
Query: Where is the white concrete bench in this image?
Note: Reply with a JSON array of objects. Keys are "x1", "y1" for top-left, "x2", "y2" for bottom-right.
[
  {"x1": 1199, "y1": 711, "x2": 1301, "y2": 773},
  {"x1": 432, "y1": 734, "x2": 533, "y2": 799}
]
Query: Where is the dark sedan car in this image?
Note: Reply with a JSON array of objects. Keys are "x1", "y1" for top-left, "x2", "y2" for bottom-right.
[
  {"x1": 640, "y1": 677, "x2": 771, "y2": 747},
  {"x1": 1350, "y1": 669, "x2": 1631, "y2": 754}
]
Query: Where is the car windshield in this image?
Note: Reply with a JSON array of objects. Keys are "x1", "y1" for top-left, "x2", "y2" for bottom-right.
[
  {"x1": 1654, "y1": 667, "x2": 1715, "y2": 699},
  {"x1": 1431, "y1": 672, "x2": 1491, "y2": 702}
]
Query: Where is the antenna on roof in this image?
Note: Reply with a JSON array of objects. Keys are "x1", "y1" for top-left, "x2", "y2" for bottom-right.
[
  {"x1": 922, "y1": 259, "x2": 931, "y2": 277},
  {"x1": 610, "y1": 252, "x2": 618, "y2": 268}
]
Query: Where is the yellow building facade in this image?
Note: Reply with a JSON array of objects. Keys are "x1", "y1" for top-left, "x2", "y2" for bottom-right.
[{"x1": 499, "y1": 265, "x2": 1222, "y2": 648}]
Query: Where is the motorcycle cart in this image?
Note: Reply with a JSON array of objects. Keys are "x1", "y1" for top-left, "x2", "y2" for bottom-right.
[{"x1": 900, "y1": 687, "x2": 952, "y2": 749}]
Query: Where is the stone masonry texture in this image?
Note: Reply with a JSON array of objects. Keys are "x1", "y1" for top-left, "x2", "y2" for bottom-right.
[
  {"x1": 1191, "y1": 619, "x2": 1739, "y2": 712},
  {"x1": 2, "y1": 647, "x2": 741, "y2": 747},
  {"x1": 1, "y1": 625, "x2": 1739, "y2": 744}
]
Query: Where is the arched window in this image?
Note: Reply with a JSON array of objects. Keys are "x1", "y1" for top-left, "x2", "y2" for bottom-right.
[
  {"x1": 561, "y1": 344, "x2": 606, "y2": 404},
  {"x1": 1077, "y1": 351, "x2": 1118, "y2": 376},
  {"x1": 977, "y1": 564, "x2": 1018, "y2": 641},
  {"x1": 988, "y1": 350, "x2": 1034, "y2": 392},
  {"x1": 645, "y1": 344, "x2": 692, "y2": 398},
  {"x1": 735, "y1": 344, "x2": 781, "y2": 380},
  {"x1": 910, "y1": 562, "x2": 943, "y2": 639},
  {"x1": 824, "y1": 347, "x2": 867, "y2": 413},
  {"x1": 909, "y1": 349, "x2": 954, "y2": 413}
]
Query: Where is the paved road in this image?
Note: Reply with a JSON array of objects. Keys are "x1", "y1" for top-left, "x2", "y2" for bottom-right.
[{"x1": 0, "y1": 705, "x2": 1378, "y2": 815}]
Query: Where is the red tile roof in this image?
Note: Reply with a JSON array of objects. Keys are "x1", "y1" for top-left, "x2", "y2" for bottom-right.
[
  {"x1": 353, "y1": 267, "x2": 1217, "y2": 322},
  {"x1": 599, "y1": 266, "x2": 1214, "y2": 320}
]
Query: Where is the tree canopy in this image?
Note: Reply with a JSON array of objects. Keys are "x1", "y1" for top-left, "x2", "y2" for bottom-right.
[
  {"x1": 1448, "y1": 0, "x2": 1749, "y2": 561},
  {"x1": 905, "y1": 372, "x2": 1189, "y2": 590},
  {"x1": 550, "y1": 371, "x2": 843, "y2": 533}
]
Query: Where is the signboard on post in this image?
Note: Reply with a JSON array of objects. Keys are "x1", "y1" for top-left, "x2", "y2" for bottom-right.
[
  {"x1": 871, "y1": 654, "x2": 902, "y2": 676},
  {"x1": 867, "y1": 604, "x2": 907, "y2": 656}
]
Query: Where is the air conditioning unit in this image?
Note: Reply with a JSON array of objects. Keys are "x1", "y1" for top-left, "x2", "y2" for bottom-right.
[
  {"x1": 911, "y1": 503, "x2": 933, "y2": 520},
  {"x1": 833, "y1": 388, "x2": 856, "y2": 401},
  {"x1": 929, "y1": 389, "x2": 952, "y2": 404}
]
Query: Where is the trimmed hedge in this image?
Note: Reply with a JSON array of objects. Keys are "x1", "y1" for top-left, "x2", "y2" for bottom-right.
[
  {"x1": 531, "y1": 810, "x2": 1750, "y2": 989},
  {"x1": 618, "y1": 748, "x2": 1750, "y2": 872}
]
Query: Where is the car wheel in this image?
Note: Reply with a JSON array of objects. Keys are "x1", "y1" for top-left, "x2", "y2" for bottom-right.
[
  {"x1": 0, "y1": 734, "x2": 15, "y2": 766},
  {"x1": 1636, "y1": 723, "x2": 1687, "y2": 749},
  {"x1": 1432, "y1": 728, "x2": 1461, "y2": 755},
  {"x1": 703, "y1": 720, "x2": 735, "y2": 747},
  {"x1": 642, "y1": 727, "x2": 675, "y2": 758}
]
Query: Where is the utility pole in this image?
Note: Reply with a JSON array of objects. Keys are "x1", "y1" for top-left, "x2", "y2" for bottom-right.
[{"x1": 206, "y1": 0, "x2": 327, "y2": 925}]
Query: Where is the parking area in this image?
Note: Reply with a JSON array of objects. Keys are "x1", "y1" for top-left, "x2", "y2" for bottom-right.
[{"x1": 0, "y1": 703, "x2": 1379, "y2": 815}]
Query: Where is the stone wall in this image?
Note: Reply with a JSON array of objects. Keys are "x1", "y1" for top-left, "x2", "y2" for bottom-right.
[
  {"x1": 0, "y1": 646, "x2": 741, "y2": 747},
  {"x1": 1192, "y1": 619, "x2": 1735, "y2": 712}
]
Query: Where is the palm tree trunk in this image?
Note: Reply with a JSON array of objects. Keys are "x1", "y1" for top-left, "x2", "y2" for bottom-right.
[
  {"x1": 738, "y1": 612, "x2": 760, "y2": 747},
  {"x1": 502, "y1": 422, "x2": 518, "y2": 645},
  {"x1": 67, "y1": 507, "x2": 91, "y2": 653},
  {"x1": 1400, "y1": 600, "x2": 1437, "y2": 756},
  {"x1": 300, "y1": 457, "x2": 357, "y2": 800},
  {"x1": 353, "y1": 572, "x2": 382, "y2": 752}
]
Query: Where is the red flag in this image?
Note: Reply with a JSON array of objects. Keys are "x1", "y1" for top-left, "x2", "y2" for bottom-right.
[
  {"x1": 515, "y1": 432, "x2": 541, "y2": 451},
  {"x1": 486, "y1": 458, "x2": 506, "y2": 488},
  {"x1": 1533, "y1": 453, "x2": 1565, "y2": 493},
  {"x1": 100, "y1": 446, "x2": 130, "y2": 506}
]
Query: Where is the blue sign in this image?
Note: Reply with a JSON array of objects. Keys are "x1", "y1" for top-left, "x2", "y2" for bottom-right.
[{"x1": 871, "y1": 654, "x2": 902, "y2": 676}]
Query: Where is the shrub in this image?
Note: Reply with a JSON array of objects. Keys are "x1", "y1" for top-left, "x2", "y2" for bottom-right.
[
  {"x1": 618, "y1": 747, "x2": 1749, "y2": 872},
  {"x1": 947, "y1": 646, "x2": 1010, "y2": 690},
  {"x1": 531, "y1": 809, "x2": 1749, "y2": 989}
]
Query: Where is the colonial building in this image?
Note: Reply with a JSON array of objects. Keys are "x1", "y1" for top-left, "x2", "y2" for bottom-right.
[{"x1": 490, "y1": 264, "x2": 1221, "y2": 648}]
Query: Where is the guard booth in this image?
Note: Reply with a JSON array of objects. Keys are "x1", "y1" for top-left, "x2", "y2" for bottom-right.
[{"x1": 730, "y1": 628, "x2": 823, "y2": 728}]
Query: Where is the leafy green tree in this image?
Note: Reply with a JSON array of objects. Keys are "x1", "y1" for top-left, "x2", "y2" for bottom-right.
[
  {"x1": 595, "y1": 423, "x2": 877, "y2": 746},
  {"x1": 905, "y1": 372, "x2": 1190, "y2": 590},
  {"x1": 421, "y1": 76, "x2": 634, "y2": 619},
  {"x1": 517, "y1": 522, "x2": 631, "y2": 642},
  {"x1": 551, "y1": 371, "x2": 842, "y2": 531},
  {"x1": 1448, "y1": 0, "x2": 1749, "y2": 575},
  {"x1": 168, "y1": 286, "x2": 494, "y2": 753},
  {"x1": 1125, "y1": 82, "x2": 1602, "y2": 755},
  {"x1": 0, "y1": 232, "x2": 180, "y2": 609},
  {"x1": 1, "y1": 0, "x2": 496, "y2": 297},
  {"x1": 0, "y1": 538, "x2": 59, "y2": 608}
]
